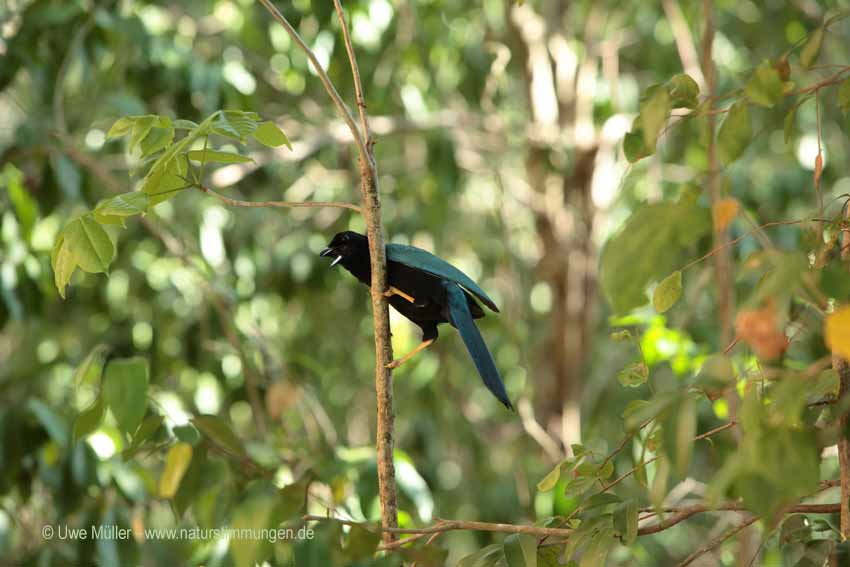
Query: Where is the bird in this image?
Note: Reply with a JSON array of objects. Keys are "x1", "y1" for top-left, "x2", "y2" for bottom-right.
[{"x1": 320, "y1": 231, "x2": 513, "y2": 410}]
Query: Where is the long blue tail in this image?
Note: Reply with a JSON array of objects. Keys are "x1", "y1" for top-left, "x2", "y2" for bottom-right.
[{"x1": 445, "y1": 283, "x2": 513, "y2": 410}]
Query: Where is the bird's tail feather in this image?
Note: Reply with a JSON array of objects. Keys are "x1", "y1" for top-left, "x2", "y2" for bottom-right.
[{"x1": 446, "y1": 283, "x2": 513, "y2": 410}]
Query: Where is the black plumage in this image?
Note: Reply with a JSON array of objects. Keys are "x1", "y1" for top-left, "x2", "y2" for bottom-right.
[{"x1": 320, "y1": 231, "x2": 512, "y2": 410}]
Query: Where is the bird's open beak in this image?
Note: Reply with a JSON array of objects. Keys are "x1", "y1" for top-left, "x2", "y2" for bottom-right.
[{"x1": 320, "y1": 248, "x2": 343, "y2": 267}]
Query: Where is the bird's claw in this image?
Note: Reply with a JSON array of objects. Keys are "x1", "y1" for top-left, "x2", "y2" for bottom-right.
[
  {"x1": 384, "y1": 286, "x2": 416, "y2": 304},
  {"x1": 385, "y1": 359, "x2": 403, "y2": 370}
]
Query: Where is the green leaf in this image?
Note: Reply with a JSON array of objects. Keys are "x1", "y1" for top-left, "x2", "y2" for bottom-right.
[
  {"x1": 73, "y1": 344, "x2": 109, "y2": 389},
  {"x1": 457, "y1": 544, "x2": 505, "y2": 567},
  {"x1": 653, "y1": 271, "x2": 682, "y2": 313},
  {"x1": 666, "y1": 74, "x2": 700, "y2": 109},
  {"x1": 745, "y1": 62, "x2": 784, "y2": 108},
  {"x1": 173, "y1": 424, "x2": 201, "y2": 446},
  {"x1": 623, "y1": 129, "x2": 650, "y2": 163},
  {"x1": 839, "y1": 78, "x2": 850, "y2": 115},
  {"x1": 212, "y1": 110, "x2": 260, "y2": 140},
  {"x1": 564, "y1": 476, "x2": 596, "y2": 499},
  {"x1": 343, "y1": 525, "x2": 380, "y2": 563},
  {"x1": 128, "y1": 115, "x2": 157, "y2": 153},
  {"x1": 579, "y1": 525, "x2": 614, "y2": 567},
  {"x1": 2, "y1": 164, "x2": 37, "y2": 240},
  {"x1": 186, "y1": 149, "x2": 254, "y2": 164},
  {"x1": 617, "y1": 362, "x2": 648, "y2": 388},
  {"x1": 103, "y1": 357, "x2": 149, "y2": 436},
  {"x1": 504, "y1": 533, "x2": 537, "y2": 567},
  {"x1": 619, "y1": 499, "x2": 638, "y2": 546},
  {"x1": 72, "y1": 396, "x2": 105, "y2": 442},
  {"x1": 717, "y1": 101, "x2": 752, "y2": 165},
  {"x1": 192, "y1": 415, "x2": 246, "y2": 457},
  {"x1": 537, "y1": 462, "x2": 563, "y2": 492},
  {"x1": 94, "y1": 191, "x2": 150, "y2": 224},
  {"x1": 139, "y1": 126, "x2": 174, "y2": 157},
  {"x1": 252, "y1": 121, "x2": 291, "y2": 149},
  {"x1": 173, "y1": 119, "x2": 199, "y2": 130},
  {"x1": 141, "y1": 157, "x2": 190, "y2": 206},
  {"x1": 159, "y1": 442, "x2": 193, "y2": 498},
  {"x1": 600, "y1": 201, "x2": 710, "y2": 313},
  {"x1": 230, "y1": 483, "x2": 286, "y2": 567},
  {"x1": 51, "y1": 214, "x2": 116, "y2": 298},
  {"x1": 640, "y1": 85, "x2": 671, "y2": 150},
  {"x1": 695, "y1": 354, "x2": 735, "y2": 389},
  {"x1": 106, "y1": 116, "x2": 134, "y2": 139},
  {"x1": 123, "y1": 415, "x2": 164, "y2": 461},
  {"x1": 800, "y1": 27, "x2": 824, "y2": 69},
  {"x1": 784, "y1": 106, "x2": 797, "y2": 144}
]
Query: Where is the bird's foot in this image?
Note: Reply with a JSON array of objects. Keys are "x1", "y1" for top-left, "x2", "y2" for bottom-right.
[
  {"x1": 384, "y1": 286, "x2": 415, "y2": 304},
  {"x1": 384, "y1": 338, "x2": 435, "y2": 370}
]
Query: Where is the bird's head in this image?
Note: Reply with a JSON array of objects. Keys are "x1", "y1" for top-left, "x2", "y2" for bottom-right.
[{"x1": 320, "y1": 231, "x2": 368, "y2": 267}]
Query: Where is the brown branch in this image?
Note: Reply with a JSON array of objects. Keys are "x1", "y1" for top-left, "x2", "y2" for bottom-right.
[
  {"x1": 835, "y1": 358, "x2": 850, "y2": 539},
  {"x1": 256, "y1": 0, "x2": 369, "y2": 161},
  {"x1": 256, "y1": 0, "x2": 399, "y2": 543},
  {"x1": 332, "y1": 0, "x2": 373, "y2": 150},
  {"x1": 680, "y1": 220, "x2": 804, "y2": 272},
  {"x1": 674, "y1": 516, "x2": 759, "y2": 567},
  {"x1": 195, "y1": 183, "x2": 361, "y2": 212}
]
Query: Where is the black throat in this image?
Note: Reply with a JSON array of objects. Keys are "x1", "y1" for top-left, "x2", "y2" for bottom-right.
[{"x1": 340, "y1": 243, "x2": 372, "y2": 286}]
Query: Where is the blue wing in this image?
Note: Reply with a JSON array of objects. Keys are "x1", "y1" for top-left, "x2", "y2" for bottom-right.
[
  {"x1": 387, "y1": 243, "x2": 499, "y2": 312},
  {"x1": 445, "y1": 282, "x2": 512, "y2": 410}
]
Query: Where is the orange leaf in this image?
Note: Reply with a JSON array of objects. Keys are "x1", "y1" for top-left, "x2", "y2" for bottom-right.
[
  {"x1": 825, "y1": 307, "x2": 850, "y2": 360},
  {"x1": 713, "y1": 198, "x2": 740, "y2": 232},
  {"x1": 735, "y1": 302, "x2": 788, "y2": 360}
]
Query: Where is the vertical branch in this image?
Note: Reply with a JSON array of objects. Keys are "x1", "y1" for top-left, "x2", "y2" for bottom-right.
[
  {"x1": 331, "y1": 1, "x2": 397, "y2": 541},
  {"x1": 257, "y1": 0, "x2": 398, "y2": 542},
  {"x1": 700, "y1": 0, "x2": 733, "y2": 347},
  {"x1": 837, "y1": 205, "x2": 850, "y2": 540},
  {"x1": 701, "y1": 2, "x2": 750, "y2": 563}
]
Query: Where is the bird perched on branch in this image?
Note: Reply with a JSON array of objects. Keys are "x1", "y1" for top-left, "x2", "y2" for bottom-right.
[{"x1": 320, "y1": 231, "x2": 512, "y2": 410}]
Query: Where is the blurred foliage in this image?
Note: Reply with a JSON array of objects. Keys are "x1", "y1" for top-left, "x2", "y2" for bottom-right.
[{"x1": 3, "y1": 0, "x2": 850, "y2": 565}]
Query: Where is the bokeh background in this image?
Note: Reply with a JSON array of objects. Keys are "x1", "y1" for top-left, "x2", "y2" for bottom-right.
[{"x1": 2, "y1": 0, "x2": 850, "y2": 565}]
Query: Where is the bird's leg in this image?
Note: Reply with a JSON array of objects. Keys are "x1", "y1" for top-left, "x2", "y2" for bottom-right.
[
  {"x1": 386, "y1": 338, "x2": 435, "y2": 369},
  {"x1": 384, "y1": 286, "x2": 415, "y2": 304}
]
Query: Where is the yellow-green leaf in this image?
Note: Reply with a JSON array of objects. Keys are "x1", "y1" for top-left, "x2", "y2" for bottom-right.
[
  {"x1": 94, "y1": 191, "x2": 150, "y2": 224},
  {"x1": 252, "y1": 121, "x2": 291, "y2": 149},
  {"x1": 653, "y1": 271, "x2": 682, "y2": 313},
  {"x1": 186, "y1": 149, "x2": 254, "y2": 164},
  {"x1": 106, "y1": 117, "x2": 133, "y2": 139},
  {"x1": 640, "y1": 86, "x2": 671, "y2": 150},
  {"x1": 800, "y1": 27, "x2": 824, "y2": 69},
  {"x1": 536, "y1": 462, "x2": 562, "y2": 492},
  {"x1": 839, "y1": 78, "x2": 850, "y2": 115},
  {"x1": 73, "y1": 344, "x2": 109, "y2": 389},
  {"x1": 159, "y1": 443, "x2": 193, "y2": 498},
  {"x1": 103, "y1": 357, "x2": 149, "y2": 435},
  {"x1": 51, "y1": 214, "x2": 116, "y2": 298},
  {"x1": 717, "y1": 101, "x2": 752, "y2": 165},
  {"x1": 617, "y1": 362, "x2": 648, "y2": 388},
  {"x1": 666, "y1": 74, "x2": 700, "y2": 109},
  {"x1": 745, "y1": 62, "x2": 784, "y2": 108},
  {"x1": 72, "y1": 396, "x2": 105, "y2": 443},
  {"x1": 123, "y1": 415, "x2": 164, "y2": 461},
  {"x1": 192, "y1": 415, "x2": 246, "y2": 457}
]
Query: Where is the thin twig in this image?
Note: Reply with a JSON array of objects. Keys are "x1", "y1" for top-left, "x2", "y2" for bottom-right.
[
  {"x1": 680, "y1": 220, "x2": 805, "y2": 272},
  {"x1": 332, "y1": 0, "x2": 373, "y2": 151},
  {"x1": 195, "y1": 183, "x2": 361, "y2": 212},
  {"x1": 256, "y1": 0, "x2": 369, "y2": 161},
  {"x1": 674, "y1": 516, "x2": 759, "y2": 567}
]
